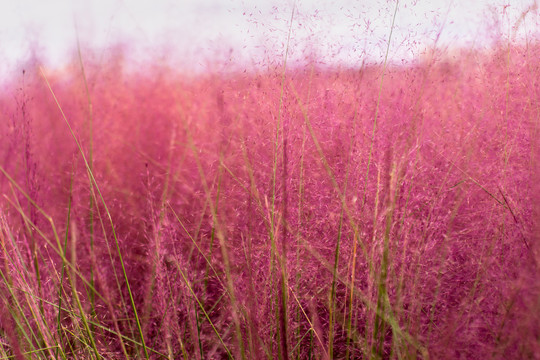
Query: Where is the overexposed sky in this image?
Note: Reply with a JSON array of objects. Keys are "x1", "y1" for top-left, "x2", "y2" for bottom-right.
[{"x1": 1, "y1": 0, "x2": 538, "y2": 75}]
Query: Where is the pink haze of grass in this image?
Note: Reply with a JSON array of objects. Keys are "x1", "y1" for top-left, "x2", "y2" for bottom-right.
[{"x1": 0, "y1": 26, "x2": 539, "y2": 360}]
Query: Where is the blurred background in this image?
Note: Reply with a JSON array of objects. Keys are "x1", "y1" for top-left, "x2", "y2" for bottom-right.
[{"x1": 1, "y1": 0, "x2": 538, "y2": 75}]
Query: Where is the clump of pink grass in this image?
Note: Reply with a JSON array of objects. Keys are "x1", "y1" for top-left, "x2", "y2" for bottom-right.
[{"x1": 0, "y1": 40, "x2": 539, "y2": 359}]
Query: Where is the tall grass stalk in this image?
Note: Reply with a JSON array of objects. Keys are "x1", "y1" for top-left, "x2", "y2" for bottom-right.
[
  {"x1": 75, "y1": 35, "x2": 97, "y2": 333},
  {"x1": 362, "y1": 0, "x2": 400, "y2": 208}
]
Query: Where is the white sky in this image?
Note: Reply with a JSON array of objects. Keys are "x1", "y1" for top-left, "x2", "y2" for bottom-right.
[{"x1": 1, "y1": 0, "x2": 538, "y2": 75}]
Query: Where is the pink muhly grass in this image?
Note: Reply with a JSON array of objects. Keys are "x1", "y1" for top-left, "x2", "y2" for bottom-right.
[{"x1": 0, "y1": 39, "x2": 539, "y2": 360}]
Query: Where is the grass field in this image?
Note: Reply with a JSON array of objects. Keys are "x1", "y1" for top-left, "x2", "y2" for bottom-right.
[{"x1": 0, "y1": 35, "x2": 539, "y2": 359}]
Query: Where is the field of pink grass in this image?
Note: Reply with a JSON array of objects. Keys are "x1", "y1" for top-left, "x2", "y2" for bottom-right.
[{"x1": 0, "y1": 41, "x2": 539, "y2": 359}]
